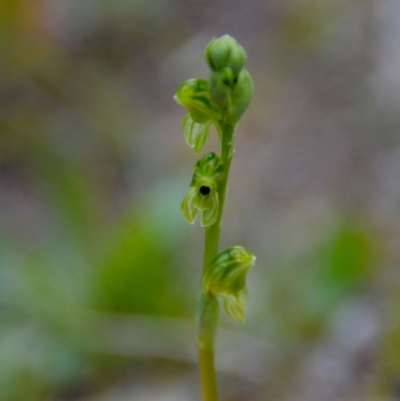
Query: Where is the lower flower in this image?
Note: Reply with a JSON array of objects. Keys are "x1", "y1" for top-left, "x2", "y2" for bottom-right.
[{"x1": 202, "y1": 246, "x2": 256, "y2": 322}]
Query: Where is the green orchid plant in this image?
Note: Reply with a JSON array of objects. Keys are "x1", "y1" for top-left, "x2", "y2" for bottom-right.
[{"x1": 175, "y1": 35, "x2": 256, "y2": 401}]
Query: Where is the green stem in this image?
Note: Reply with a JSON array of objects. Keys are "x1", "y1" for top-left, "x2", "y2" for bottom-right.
[
  {"x1": 197, "y1": 292, "x2": 219, "y2": 401},
  {"x1": 202, "y1": 122, "x2": 236, "y2": 273},
  {"x1": 198, "y1": 345, "x2": 218, "y2": 401},
  {"x1": 197, "y1": 121, "x2": 236, "y2": 401}
]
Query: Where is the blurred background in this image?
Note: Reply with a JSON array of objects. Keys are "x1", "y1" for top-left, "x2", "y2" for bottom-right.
[{"x1": 1, "y1": 0, "x2": 400, "y2": 400}]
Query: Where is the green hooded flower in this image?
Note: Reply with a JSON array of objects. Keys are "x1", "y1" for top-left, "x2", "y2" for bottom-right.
[
  {"x1": 175, "y1": 79, "x2": 223, "y2": 153},
  {"x1": 202, "y1": 246, "x2": 256, "y2": 322},
  {"x1": 181, "y1": 152, "x2": 224, "y2": 227}
]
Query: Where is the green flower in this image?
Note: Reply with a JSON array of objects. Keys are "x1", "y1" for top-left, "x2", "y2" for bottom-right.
[
  {"x1": 202, "y1": 246, "x2": 256, "y2": 322},
  {"x1": 209, "y1": 69, "x2": 232, "y2": 108},
  {"x1": 181, "y1": 152, "x2": 224, "y2": 227},
  {"x1": 175, "y1": 79, "x2": 223, "y2": 153}
]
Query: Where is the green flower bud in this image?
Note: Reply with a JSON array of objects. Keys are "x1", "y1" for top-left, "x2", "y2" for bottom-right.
[
  {"x1": 205, "y1": 35, "x2": 246, "y2": 78},
  {"x1": 181, "y1": 152, "x2": 224, "y2": 227},
  {"x1": 174, "y1": 78, "x2": 221, "y2": 124},
  {"x1": 226, "y1": 68, "x2": 254, "y2": 124},
  {"x1": 181, "y1": 114, "x2": 211, "y2": 154},
  {"x1": 209, "y1": 70, "x2": 232, "y2": 108},
  {"x1": 202, "y1": 246, "x2": 256, "y2": 322}
]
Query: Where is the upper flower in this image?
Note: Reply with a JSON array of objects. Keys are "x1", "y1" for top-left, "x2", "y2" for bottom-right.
[
  {"x1": 174, "y1": 79, "x2": 221, "y2": 124},
  {"x1": 175, "y1": 79, "x2": 223, "y2": 153}
]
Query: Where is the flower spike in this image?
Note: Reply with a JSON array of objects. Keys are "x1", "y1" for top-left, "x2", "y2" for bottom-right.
[{"x1": 174, "y1": 34, "x2": 255, "y2": 400}]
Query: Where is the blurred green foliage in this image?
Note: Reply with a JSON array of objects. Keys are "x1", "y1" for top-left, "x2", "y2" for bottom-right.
[
  {"x1": 95, "y1": 214, "x2": 185, "y2": 315},
  {"x1": 266, "y1": 220, "x2": 374, "y2": 344},
  {"x1": 0, "y1": 176, "x2": 189, "y2": 401}
]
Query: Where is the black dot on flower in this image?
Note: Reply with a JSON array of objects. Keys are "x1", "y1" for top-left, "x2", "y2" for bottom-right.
[{"x1": 199, "y1": 186, "x2": 211, "y2": 196}]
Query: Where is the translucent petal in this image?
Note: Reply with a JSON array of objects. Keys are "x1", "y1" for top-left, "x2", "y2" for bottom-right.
[
  {"x1": 192, "y1": 124, "x2": 210, "y2": 153},
  {"x1": 200, "y1": 190, "x2": 219, "y2": 227},
  {"x1": 182, "y1": 114, "x2": 195, "y2": 147},
  {"x1": 182, "y1": 114, "x2": 210, "y2": 153},
  {"x1": 180, "y1": 187, "x2": 198, "y2": 224},
  {"x1": 223, "y1": 289, "x2": 248, "y2": 323}
]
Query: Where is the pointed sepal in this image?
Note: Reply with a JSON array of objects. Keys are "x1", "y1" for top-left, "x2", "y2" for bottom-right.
[
  {"x1": 180, "y1": 187, "x2": 198, "y2": 224},
  {"x1": 182, "y1": 114, "x2": 211, "y2": 153},
  {"x1": 223, "y1": 289, "x2": 248, "y2": 323}
]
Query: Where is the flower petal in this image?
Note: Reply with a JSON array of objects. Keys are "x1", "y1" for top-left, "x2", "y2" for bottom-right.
[
  {"x1": 182, "y1": 114, "x2": 211, "y2": 153},
  {"x1": 200, "y1": 190, "x2": 219, "y2": 227},
  {"x1": 223, "y1": 289, "x2": 248, "y2": 323},
  {"x1": 180, "y1": 187, "x2": 198, "y2": 224}
]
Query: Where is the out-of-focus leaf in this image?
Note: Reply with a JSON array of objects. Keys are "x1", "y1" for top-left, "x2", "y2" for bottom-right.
[
  {"x1": 266, "y1": 218, "x2": 375, "y2": 343},
  {"x1": 320, "y1": 220, "x2": 374, "y2": 293}
]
